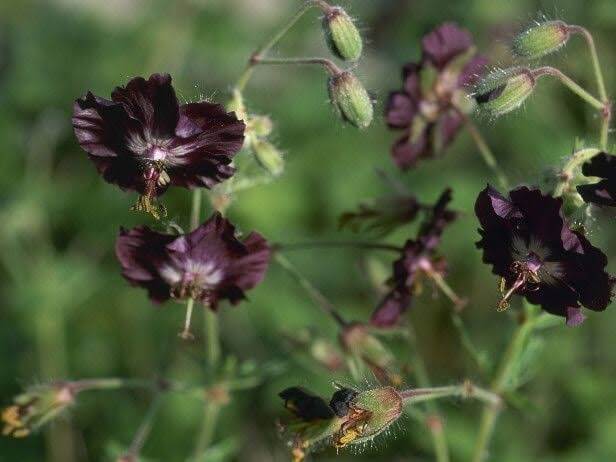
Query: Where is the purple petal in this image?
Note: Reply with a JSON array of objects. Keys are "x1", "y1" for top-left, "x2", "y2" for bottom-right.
[
  {"x1": 459, "y1": 55, "x2": 489, "y2": 87},
  {"x1": 565, "y1": 307, "x2": 586, "y2": 327},
  {"x1": 370, "y1": 289, "x2": 412, "y2": 327},
  {"x1": 422, "y1": 23, "x2": 473, "y2": 68},
  {"x1": 391, "y1": 132, "x2": 430, "y2": 170},
  {"x1": 385, "y1": 92, "x2": 416, "y2": 128}
]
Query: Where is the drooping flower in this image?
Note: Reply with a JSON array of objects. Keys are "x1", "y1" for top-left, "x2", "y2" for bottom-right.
[
  {"x1": 576, "y1": 152, "x2": 616, "y2": 207},
  {"x1": 115, "y1": 212, "x2": 270, "y2": 309},
  {"x1": 475, "y1": 185, "x2": 612, "y2": 325},
  {"x1": 385, "y1": 23, "x2": 487, "y2": 169},
  {"x1": 72, "y1": 74, "x2": 245, "y2": 217},
  {"x1": 371, "y1": 189, "x2": 458, "y2": 327}
]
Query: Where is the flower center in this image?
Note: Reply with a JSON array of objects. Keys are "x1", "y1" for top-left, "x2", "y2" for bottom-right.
[
  {"x1": 498, "y1": 252, "x2": 543, "y2": 311},
  {"x1": 161, "y1": 260, "x2": 223, "y2": 303}
]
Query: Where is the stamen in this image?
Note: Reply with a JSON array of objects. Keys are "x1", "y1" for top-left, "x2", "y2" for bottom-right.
[
  {"x1": 131, "y1": 168, "x2": 168, "y2": 220},
  {"x1": 498, "y1": 273, "x2": 526, "y2": 311},
  {"x1": 179, "y1": 298, "x2": 195, "y2": 340}
]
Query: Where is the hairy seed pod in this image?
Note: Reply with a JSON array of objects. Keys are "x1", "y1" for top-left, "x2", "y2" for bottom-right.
[
  {"x1": 512, "y1": 20, "x2": 570, "y2": 60},
  {"x1": 474, "y1": 68, "x2": 536, "y2": 117},
  {"x1": 252, "y1": 139, "x2": 284, "y2": 176},
  {"x1": 323, "y1": 7, "x2": 363, "y2": 62},
  {"x1": 328, "y1": 71, "x2": 373, "y2": 129}
]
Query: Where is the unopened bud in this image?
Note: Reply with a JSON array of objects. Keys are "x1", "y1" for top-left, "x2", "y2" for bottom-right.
[
  {"x1": 474, "y1": 68, "x2": 536, "y2": 117},
  {"x1": 512, "y1": 21, "x2": 570, "y2": 59},
  {"x1": 333, "y1": 386, "x2": 403, "y2": 447},
  {"x1": 2, "y1": 383, "x2": 75, "y2": 438},
  {"x1": 248, "y1": 115, "x2": 273, "y2": 138},
  {"x1": 323, "y1": 7, "x2": 363, "y2": 62},
  {"x1": 253, "y1": 140, "x2": 284, "y2": 176},
  {"x1": 328, "y1": 71, "x2": 373, "y2": 129}
]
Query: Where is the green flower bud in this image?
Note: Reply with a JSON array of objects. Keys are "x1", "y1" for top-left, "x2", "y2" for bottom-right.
[
  {"x1": 252, "y1": 139, "x2": 284, "y2": 177},
  {"x1": 513, "y1": 20, "x2": 570, "y2": 59},
  {"x1": 323, "y1": 7, "x2": 363, "y2": 62},
  {"x1": 2, "y1": 383, "x2": 75, "y2": 438},
  {"x1": 328, "y1": 71, "x2": 373, "y2": 129},
  {"x1": 333, "y1": 386, "x2": 403, "y2": 448},
  {"x1": 474, "y1": 68, "x2": 536, "y2": 117},
  {"x1": 248, "y1": 115, "x2": 273, "y2": 138}
]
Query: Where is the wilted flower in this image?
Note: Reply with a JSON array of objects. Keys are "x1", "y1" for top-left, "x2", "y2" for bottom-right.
[
  {"x1": 371, "y1": 189, "x2": 458, "y2": 327},
  {"x1": 385, "y1": 23, "x2": 487, "y2": 169},
  {"x1": 339, "y1": 193, "x2": 423, "y2": 235},
  {"x1": 577, "y1": 152, "x2": 616, "y2": 207},
  {"x1": 2, "y1": 383, "x2": 75, "y2": 438},
  {"x1": 115, "y1": 212, "x2": 270, "y2": 308},
  {"x1": 278, "y1": 385, "x2": 403, "y2": 460},
  {"x1": 475, "y1": 185, "x2": 612, "y2": 325},
  {"x1": 73, "y1": 73, "x2": 245, "y2": 218}
]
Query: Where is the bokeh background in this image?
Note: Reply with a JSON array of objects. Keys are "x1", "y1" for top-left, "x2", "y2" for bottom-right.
[{"x1": 1, "y1": 0, "x2": 616, "y2": 460}]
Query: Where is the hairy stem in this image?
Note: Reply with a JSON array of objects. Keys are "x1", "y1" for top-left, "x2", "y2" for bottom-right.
[
  {"x1": 553, "y1": 147, "x2": 601, "y2": 197},
  {"x1": 251, "y1": 56, "x2": 342, "y2": 75},
  {"x1": 568, "y1": 25, "x2": 607, "y2": 102},
  {"x1": 274, "y1": 253, "x2": 348, "y2": 327},
  {"x1": 235, "y1": 1, "x2": 328, "y2": 92},
  {"x1": 533, "y1": 67, "x2": 604, "y2": 110},
  {"x1": 459, "y1": 111, "x2": 510, "y2": 190},
  {"x1": 470, "y1": 313, "x2": 539, "y2": 462},
  {"x1": 275, "y1": 241, "x2": 403, "y2": 253},
  {"x1": 401, "y1": 383, "x2": 501, "y2": 407},
  {"x1": 120, "y1": 395, "x2": 164, "y2": 460}
]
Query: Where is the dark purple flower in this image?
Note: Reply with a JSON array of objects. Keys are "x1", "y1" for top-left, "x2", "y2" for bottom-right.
[
  {"x1": 72, "y1": 74, "x2": 245, "y2": 217},
  {"x1": 576, "y1": 152, "x2": 616, "y2": 207},
  {"x1": 475, "y1": 185, "x2": 612, "y2": 325},
  {"x1": 371, "y1": 189, "x2": 457, "y2": 327},
  {"x1": 115, "y1": 212, "x2": 270, "y2": 309},
  {"x1": 385, "y1": 23, "x2": 487, "y2": 170},
  {"x1": 279, "y1": 387, "x2": 335, "y2": 422}
]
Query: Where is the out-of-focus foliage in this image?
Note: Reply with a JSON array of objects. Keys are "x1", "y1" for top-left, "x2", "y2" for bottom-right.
[{"x1": 1, "y1": 0, "x2": 615, "y2": 460}]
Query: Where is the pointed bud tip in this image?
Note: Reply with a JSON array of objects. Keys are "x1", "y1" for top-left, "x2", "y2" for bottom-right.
[
  {"x1": 323, "y1": 7, "x2": 363, "y2": 62},
  {"x1": 512, "y1": 21, "x2": 570, "y2": 60}
]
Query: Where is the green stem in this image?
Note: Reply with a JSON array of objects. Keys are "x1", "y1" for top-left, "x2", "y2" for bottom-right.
[
  {"x1": 401, "y1": 383, "x2": 501, "y2": 407},
  {"x1": 407, "y1": 324, "x2": 450, "y2": 462},
  {"x1": 252, "y1": 56, "x2": 341, "y2": 75},
  {"x1": 274, "y1": 253, "x2": 348, "y2": 327},
  {"x1": 275, "y1": 241, "x2": 403, "y2": 253},
  {"x1": 192, "y1": 402, "x2": 220, "y2": 460},
  {"x1": 190, "y1": 189, "x2": 203, "y2": 230},
  {"x1": 459, "y1": 112, "x2": 510, "y2": 190},
  {"x1": 71, "y1": 378, "x2": 160, "y2": 393},
  {"x1": 204, "y1": 308, "x2": 221, "y2": 368},
  {"x1": 470, "y1": 314, "x2": 539, "y2": 462},
  {"x1": 121, "y1": 395, "x2": 164, "y2": 460},
  {"x1": 533, "y1": 66, "x2": 604, "y2": 110},
  {"x1": 569, "y1": 25, "x2": 607, "y2": 102},
  {"x1": 425, "y1": 268, "x2": 467, "y2": 309},
  {"x1": 235, "y1": 1, "x2": 324, "y2": 92},
  {"x1": 553, "y1": 147, "x2": 601, "y2": 197}
]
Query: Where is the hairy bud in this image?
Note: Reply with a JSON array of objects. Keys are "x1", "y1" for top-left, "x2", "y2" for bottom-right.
[
  {"x1": 474, "y1": 68, "x2": 536, "y2": 117},
  {"x1": 333, "y1": 386, "x2": 403, "y2": 448},
  {"x1": 2, "y1": 383, "x2": 75, "y2": 438},
  {"x1": 328, "y1": 71, "x2": 373, "y2": 129},
  {"x1": 323, "y1": 7, "x2": 363, "y2": 62},
  {"x1": 512, "y1": 20, "x2": 570, "y2": 59},
  {"x1": 248, "y1": 115, "x2": 273, "y2": 138},
  {"x1": 253, "y1": 139, "x2": 284, "y2": 176}
]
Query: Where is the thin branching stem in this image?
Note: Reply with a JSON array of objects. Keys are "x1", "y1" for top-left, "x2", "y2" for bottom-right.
[
  {"x1": 274, "y1": 253, "x2": 348, "y2": 327},
  {"x1": 120, "y1": 394, "x2": 164, "y2": 461},
  {"x1": 251, "y1": 56, "x2": 342, "y2": 76},
  {"x1": 401, "y1": 383, "x2": 501, "y2": 407},
  {"x1": 568, "y1": 25, "x2": 607, "y2": 102},
  {"x1": 275, "y1": 241, "x2": 403, "y2": 253},
  {"x1": 533, "y1": 67, "x2": 604, "y2": 110},
  {"x1": 553, "y1": 147, "x2": 601, "y2": 197}
]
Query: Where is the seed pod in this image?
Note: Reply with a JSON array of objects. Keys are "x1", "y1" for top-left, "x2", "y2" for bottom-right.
[
  {"x1": 513, "y1": 20, "x2": 570, "y2": 59},
  {"x1": 474, "y1": 68, "x2": 536, "y2": 117},
  {"x1": 252, "y1": 139, "x2": 284, "y2": 176},
  {"x1": 323, "y1": 7, "x2": 363, "y2": 62},
  {"x1": 328, "y1": 71, "x2": 373, "y2": 129}
]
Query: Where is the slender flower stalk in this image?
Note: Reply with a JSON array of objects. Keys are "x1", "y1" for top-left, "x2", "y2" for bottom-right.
[
  {"x1": 568, "y1": 26, "x2": 607, "y2": 102},
  {"x1": 235, "y1": 1, "x2": 330, "y2": 92},
  {"x1": 532, "y1": 66, "x2": 604, "y2": 110},
  {"x1": 251, "y1": 56, "x2": 342, "y2": 76},
  {"x1": 470, "y1": 311, "x2": 546, "y2": 462},
  {"x1": 118, "y1": 395, "x2": 164, "y2": 461},
  {"x1": 401, "y1": 383, "x2": 501, "y2": 407},
  {"x1": 274, "y1": 253, "x2": 348, "y2": 327},
  {"x1": 458, "y1": 111, "x2": 510, "y2": 190}
]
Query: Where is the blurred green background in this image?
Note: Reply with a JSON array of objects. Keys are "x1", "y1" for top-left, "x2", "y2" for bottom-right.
[{"x1": 1, "y1": 0, "x2": 616, "y2": 460}]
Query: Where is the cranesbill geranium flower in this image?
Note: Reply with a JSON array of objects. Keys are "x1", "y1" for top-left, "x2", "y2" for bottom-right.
[
  {"x1": 385, "y1": 23, "x2": 487, "y2": 169},
  {"x1": 371, "y1": 189, "x2": 457, "y2": 327},
  {"x1": 115, "y1": 212, "x2": 270, "y2": 309},
  {"x1": 576, "y1": 152, "x2": 616, "y2": 207},
  {"x1": 72, "y1": 73, "x2": 245, "y2": 217},
  {"x1": 475, "y1": 185, "x2": 612, "y2": 326}
]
